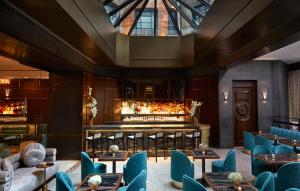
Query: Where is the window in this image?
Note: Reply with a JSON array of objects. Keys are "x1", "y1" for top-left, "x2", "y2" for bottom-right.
[
  {"x1": 168, "y1": 9, "x2": 178, "y2": 36},
  {"x1": 192, "y1": 4, "x2": 209, "y2": 25},
  {"x1": 135, "y1": 8, "x2": 156, "y2": 36}
]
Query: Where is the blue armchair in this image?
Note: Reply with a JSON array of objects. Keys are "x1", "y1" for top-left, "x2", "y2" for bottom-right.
[
  {"x1": 81, "y1": 152, "x2": 107, "y2": 181},
  {"x1": 251, "y1": 145, "x2": 273, "y2": 176},
  {"x1": 255, "y1": 136, "x2": 274, "y2": 151},
  {"x1": 124, "y1": 151, "x2": 147, "y2": 184},
  {"x1": 118, "y1": 170, "x2": 147, "y2": 191},
  {"x1": 171, "y1": 150, "x2": 194, "y2": 187},
  {"x1": 254, "y1": 171, "x2": 274, "y2": 191},
  {"x1": 243, "y1": 131, "x2": 255, "y2": 151},
  {"x1": 276, "y1": 162, "x2": 300, "y2": 191},
  {"x1": 183, "y1": 175, "x2": 207, "y2": 191},
  {"x1": 56, "y1": 172, "x2": 74, "y2": 191},
  {"x1": 212, "y1": 149, "x2": 236, "y2": 173},
  {"x1": 274, "y1": 145, "x2": 295, "y2": 154},
  {"x1": 285, "y1": 189, "x2": 300, "y2": 191}
]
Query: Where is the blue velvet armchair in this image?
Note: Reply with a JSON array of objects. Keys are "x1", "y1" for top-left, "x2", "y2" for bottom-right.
[
  {"x1": 276, "y1": 162, "x2": 300, "y2": 191},
  {"x1": 212, "y1": 149, "x2": 236, "y2": 173},
  {"x1": 254, "y1": 171, "x2": 274, "y2": 191},
  {"x1": 183, "y1": 175, "x2": 207, "y2": 191},
  {"x1": 255, "y1": 136, "x2": 274, "y2": 151},
  {"x1": 118, "y1": 170, "x2": 147, "y2": 191},
  {"x1": 171, "y1": 150, "x2": 194, "y2": 184},
  {"x1": 274, "y1": 145, "x2": 295, "y2": 154},
  {"x1": 56, "y1": 172, "x2": 74, "y2": 191},
  {"x1": 243, "y1": 131, "x2": 255, "y2": 151},
  {"x1": 251, "y1": 145, "x2": 273, "y2": 176},
  {"x1": 285, "y1": 189, "x2": 300, "y2": 191},
  {"x1": 124, "y1": 151, "x2": 147, "y2": 184},
  {"x1": 81, "y1": 152, "x2": 107, "y2": 181}
]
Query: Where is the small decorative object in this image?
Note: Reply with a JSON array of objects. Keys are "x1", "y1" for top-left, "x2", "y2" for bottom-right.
[
  {"x1": 190, "y1": 101, "x2": 203, "y2": 128},
  {"x1": 228, "y1": 172, "x2": 243, "y2": 190},
  {"x1": 87, "y1": 88, "x2": 97, "y2": 125},
  {"x1": 274, "y1": 134, "x2": 277, "y2": 138},
  {"x1": 258, "y1": 130, "x2": 262, "y2": 134},
  {"x1": 88, "y1": 175, "x2": 102, "y2": 191},
  {"x1": 110, "y1": 145, "x2": 119, "y2": 157},
  {"x1": 199, "y1": 143, "x2": 208, "y2": 153},
  {"x1": 271, "y1": 154, "x2": 276, "y2": 160},
  {"x1": 293, "y1": 139, "x2": 297, "y2": 144}
]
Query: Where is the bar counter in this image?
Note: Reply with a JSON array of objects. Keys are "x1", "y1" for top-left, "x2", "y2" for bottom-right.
[{"x1": 83, "y1": 121, "x2": 196, "y2": 132}]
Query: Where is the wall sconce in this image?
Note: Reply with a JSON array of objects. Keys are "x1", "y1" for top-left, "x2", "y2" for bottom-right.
[
  {"x1": 223, "y1": 91, "x2": 228, "y2": 103},
  {"x1": 262, "y1": 90, "x2": 267, "y2": 103},
  {"x1": 88, "y1": 87, "x2": 92, "y2": 96},
  {"x1": 5, "y1": 89, "x2": 11, "y2": 97}
]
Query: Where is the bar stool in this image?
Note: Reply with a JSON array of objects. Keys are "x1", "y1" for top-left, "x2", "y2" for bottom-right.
[
  {"x1": 106, "y1": 132, "x2": 125, "y2": 150},
  {"x1": 127, "y1": 132, "x2": 144, "y2": 153},
  {"x1": 185, "y1": 130, "x2": 201, "y2": 149},
  {"x1": 167, "y1": 131, "x2": 184, "y2": 150},
  {"x1": 148, "y1": 132, "x2": 166, "y2": 162},
  {"x1": 86, "y1": 132, "x2": 102, "y2": 162}
]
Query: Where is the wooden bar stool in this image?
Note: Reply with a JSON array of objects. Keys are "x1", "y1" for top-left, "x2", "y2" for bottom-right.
[
  {"x1": 86, "y1": 132, "x2": 102, "y2": 162},
  {"x1": 185, "y1": 130, "x2": 201, "y2": 149},
  {"x1": 148, "y1": 132, "x2": 166, "y2": 162},
  {"x1": 127, "y1": 132, "x2": 144, "y2": 153},
  {"x1": 167, "y1": 131, "x2": 184, "y2": 150},
  {"x1": 106, "y1": 132, "x2": 125, "y2": 150}
]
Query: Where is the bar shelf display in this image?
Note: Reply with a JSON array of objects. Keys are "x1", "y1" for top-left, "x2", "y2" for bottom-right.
[{"x1": 121, "y1": 101, "x2": 187, "y2": 122}]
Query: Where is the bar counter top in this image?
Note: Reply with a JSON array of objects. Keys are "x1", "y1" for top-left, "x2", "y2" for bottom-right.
[{"x1": 83, "y1": 121, "x2": 198, "y2": 131}]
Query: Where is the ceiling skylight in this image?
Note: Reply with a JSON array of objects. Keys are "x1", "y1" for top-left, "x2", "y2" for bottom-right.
[{"x1": 102, "y1": 0, "x2": 214, "y2": 36}]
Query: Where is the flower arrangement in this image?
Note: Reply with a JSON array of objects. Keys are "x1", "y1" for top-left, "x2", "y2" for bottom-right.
[
  {"x1": 87, "y1": 96, "x2": 97, "y2": 119},
  {"x1": 228, "y1": 172, "x2": 243, "y2": 184},
  {"x1": 190, "y1": 101, "x2": 202, "y2": 117},
  {"x1": 88, "y1": 175, "x2": 102, "y2": 190},
  {"x1": 199, "y1": 143, "x2": 208, "y2": 151},
  {"x1": 110, "y1": 145, "x2": 119, "y2": 153}
]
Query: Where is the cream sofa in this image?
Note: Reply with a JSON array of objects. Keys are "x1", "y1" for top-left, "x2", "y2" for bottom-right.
[{"x1": 2, "y1": 148, "x2": 58, "y2": 191}]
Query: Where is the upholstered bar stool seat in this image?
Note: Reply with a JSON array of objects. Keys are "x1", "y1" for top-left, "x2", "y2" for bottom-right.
[
  {"x1": 148, "y1": 132, "x2": 166, "y2": 162},
  {"x1": 167, "y1": 131, "x2": 184, "y2": 150},
  {"x1": 185, "y1": 131, "x2": 201, "y2": 149},
  {"x1": 127, "y1": 132, "x2": 144, "y2": 153},
  {"x1": 86, "y1": 132, "x2": 102, "y2": 162},
  {"x1": 106, "y1": 132, "x2": 125, "y2": 150}
]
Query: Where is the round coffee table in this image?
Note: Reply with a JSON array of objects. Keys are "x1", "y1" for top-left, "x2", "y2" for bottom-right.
[{"x1": 36, "y1": 162, "x2": 54, "y2": 191}]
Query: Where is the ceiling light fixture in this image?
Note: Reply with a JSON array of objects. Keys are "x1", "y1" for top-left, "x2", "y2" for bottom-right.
[{"x1": 0, "y1": 78, "x2": 10, "y2": 84}]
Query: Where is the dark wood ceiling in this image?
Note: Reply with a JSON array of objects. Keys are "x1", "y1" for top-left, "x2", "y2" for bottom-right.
[{"x1": 1, "y1": 0, "x2": 300, "y2": 73}]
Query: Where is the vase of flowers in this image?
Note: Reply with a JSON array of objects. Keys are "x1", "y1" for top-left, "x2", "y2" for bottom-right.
[
  {"x1": 190, "y1": 101, "x2": 203, "y2": 128},
  {"x1": 87, "y1": 88, "x2": 97, "y2": 126},
  {"x1": 110, "y1": 145, "x2": 119, "y2": 157},
  {"x1": 199, "y1": 143, "x2": 208, "y2": 154},
  {"x1": 228, "y1": 172, "x2": 243, "y2": 190},
  {"x1": 88, "y1": 175, "x2": 102, "y2": 191}
]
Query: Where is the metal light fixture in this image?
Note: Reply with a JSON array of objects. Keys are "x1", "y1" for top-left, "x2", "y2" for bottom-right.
[
  {"x1": 223, "y1": 91, "x2": 228, "y2": 104},
  {"x1": 262, "y1": 90, "x2": 267, "y2": 103},
  {"x1": 5, "y1": 89, "x2": 11, "y2": 97},
  {"x1": 0, "y1": 78, "x2": 10, "y2": 84}
]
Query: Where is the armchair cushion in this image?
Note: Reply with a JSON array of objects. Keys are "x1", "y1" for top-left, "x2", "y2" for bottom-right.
[
  {"x1": 1, "y1": 159, "x2": 14, "y2": 179},
  {"x1": 0, "y1": 171, "x2": 12, "y2": 183},
  {"x1": 212, "y1": 160, "x2": 224, "y2": 172}
]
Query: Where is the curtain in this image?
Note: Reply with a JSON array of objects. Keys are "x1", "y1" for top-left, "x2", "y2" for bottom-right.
[{"x1": 288, "y1": 70, "x2": 300, "y2": 119}]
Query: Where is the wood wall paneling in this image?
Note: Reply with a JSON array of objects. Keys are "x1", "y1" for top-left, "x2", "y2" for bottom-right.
[{"x1": 185, "y1": 76, "x2": 219, "y2": 147}]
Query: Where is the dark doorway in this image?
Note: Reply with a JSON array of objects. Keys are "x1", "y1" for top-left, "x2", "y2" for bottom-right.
[{"x1": 232, "y1": 81, "x2": 258, "y2": 146}]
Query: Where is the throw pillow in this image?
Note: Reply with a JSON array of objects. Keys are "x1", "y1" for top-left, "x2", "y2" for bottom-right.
[
  {"x1": 22, "y1": 143, "x2": 46, "y2": 167},
  {"x1": 1, "y1": 159, "x2": 14, "y2": 179}
]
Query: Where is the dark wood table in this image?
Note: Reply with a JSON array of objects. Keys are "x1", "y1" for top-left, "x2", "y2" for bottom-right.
[
  {"x1": 204, "y1": 172, "x2": 258, "y2": 191},
  {"x1": 254, "y1": 153, "x2": 300, "y2": 172},
  {"x1": 254, "y1": 133, "x2": 289, "y2": 145},
  {"x1": 192, "y1": 149, "x2": 220, "y2": 184},
  {"x1": 98, "y1": 151, "x2": 128, "y2": 173},
  {"x1": 76, "y1": 173, "x2": 123, "y2": 191},
  {"x1": 279, "y1": 139, "x2": 300, "y2": 152}
]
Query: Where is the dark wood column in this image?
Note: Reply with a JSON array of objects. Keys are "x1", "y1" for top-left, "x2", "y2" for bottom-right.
[{"x1": 48, "y1": 72, "x2": 83, "y2": 159}]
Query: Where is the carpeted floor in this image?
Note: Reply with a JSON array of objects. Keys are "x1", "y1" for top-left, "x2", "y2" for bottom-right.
[{"x1": 46, "y1": 148, "x2": 253, "y2": 191}]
